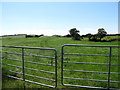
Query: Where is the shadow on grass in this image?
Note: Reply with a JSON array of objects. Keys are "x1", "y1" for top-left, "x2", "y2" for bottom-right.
[
  {"x1": 2, "y1": 68, "x2": 16, "y2": 81},
  {"x1": 2, "y1": 68, "x2": 24, "y2": 89}
]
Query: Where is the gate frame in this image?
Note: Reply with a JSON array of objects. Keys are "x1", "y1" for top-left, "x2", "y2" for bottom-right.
[
  {"x1": 61, "y1": 44, "x2": 120, "y2": 89},
  {"x1": 1, "y1": 46, "x2": 57, "y2": 88}
]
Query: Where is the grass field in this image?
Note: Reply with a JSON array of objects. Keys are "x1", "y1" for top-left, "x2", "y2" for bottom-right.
[{"x1": 1, "y1": 35, "x2": 120, "y2": 89}]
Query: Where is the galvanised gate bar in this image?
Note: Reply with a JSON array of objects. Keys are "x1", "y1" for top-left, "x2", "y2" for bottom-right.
[
  {"x1": 61, "y1": 44, "x2": 120, "y2": 90},
  {"x1": 1, "y1": 46, "x2": 57, "y2": 88}
]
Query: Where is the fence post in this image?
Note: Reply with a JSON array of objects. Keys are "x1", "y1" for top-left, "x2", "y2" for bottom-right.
[
  {"x1": 61, "y1": 45, "x2": 64, "y2": 85},
  {"x1": 22, "y1": 48, "x2": 25, "y2": 89},
  {"x1": 108, "y1": 47, "x2": 112, "y2": 90},
  {"x1": 54, "y1": 49, "x2": 57, "y2": 88}
]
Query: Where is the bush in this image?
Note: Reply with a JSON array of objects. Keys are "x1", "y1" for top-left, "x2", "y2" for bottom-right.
[
  {"x1": 26, "y1": 34, "x2": 44, "y2": 38},
  {"x1": 52, "y1": 35, "x2": 62, "y2": 37},
  {"x1": 63, "y1": 34, "x2": 71, "y2": 37},
  {"x1": 26, "y1": 35, "x2": 34, "y2": 38}
]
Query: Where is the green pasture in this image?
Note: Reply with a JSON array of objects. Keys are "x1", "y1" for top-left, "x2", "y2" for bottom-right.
[{"x1": 1, "y1": 36, "x2": 120, "y2": 89}]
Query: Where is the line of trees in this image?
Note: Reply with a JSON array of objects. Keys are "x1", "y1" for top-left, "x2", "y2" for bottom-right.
[
  {"x1": 26, "y1": 34, "x2": 44, "y2": 38},
  {"x1": 69, "y1": 28, "x2": 107, "y2": 41}
]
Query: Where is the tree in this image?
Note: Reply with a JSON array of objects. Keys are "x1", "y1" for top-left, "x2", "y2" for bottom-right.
[
  {"x1": 86, "y1": 33, "x2": 92, "y2": 41},
  {"x1": 69, "y1": 28, "x2": 81, "y2": 40},
  {"x1": 97, "y1": 28, "x2": 107, "y2": 41}
]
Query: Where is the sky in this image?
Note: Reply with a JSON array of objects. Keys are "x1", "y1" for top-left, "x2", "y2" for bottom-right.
[{"x1": 1, "y1": 1, "x2": 119, "y2": 36}]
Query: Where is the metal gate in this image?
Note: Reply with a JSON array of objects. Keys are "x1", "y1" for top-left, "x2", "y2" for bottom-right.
[
  {"x1": 61, "y1": 44, "x2": 120, "y2": 89},
  {"x1": 1, "y1": 46, "x2": 57, "y2": 88}
]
